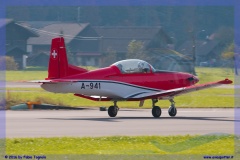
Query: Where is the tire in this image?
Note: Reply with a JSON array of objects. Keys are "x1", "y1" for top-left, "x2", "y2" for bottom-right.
[
  {"x1": 152, "y1": 106, "x2": 161, "y2": 118},
  {"x1": 168, "y1": 106, "x2": 177, "y2": 117},
  {"x1": 108, "y1": 106, "x2": 118, "y2": 117}
]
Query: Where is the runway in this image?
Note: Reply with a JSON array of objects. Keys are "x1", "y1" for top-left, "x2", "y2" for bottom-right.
[{"x1": 5, "y1": 108, "x2": 237, "y2": 138}]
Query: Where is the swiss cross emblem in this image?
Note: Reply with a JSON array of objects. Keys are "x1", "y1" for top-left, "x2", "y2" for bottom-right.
[{"x1": 51, "y1": 50, "x2": 58, "y2": 59}]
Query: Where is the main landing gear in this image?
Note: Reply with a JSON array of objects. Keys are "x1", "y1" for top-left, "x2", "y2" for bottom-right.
[
  {"x1": 107, "y1": 99, "x2": 177, "y2": 118},
  {"x1": 151, "y1": 99, "x2": 177, "y2": 118},
  {"x1": 108, "y1": 101, "x2": 119, "y2": 117},
  {"x1": 151, "y1": 99, "x2": 162, "y2": 118}
]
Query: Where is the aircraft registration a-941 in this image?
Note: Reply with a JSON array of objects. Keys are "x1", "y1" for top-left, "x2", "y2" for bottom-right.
[{"x1": 32, "y1": 37, "x2": 232, "y2": 118}]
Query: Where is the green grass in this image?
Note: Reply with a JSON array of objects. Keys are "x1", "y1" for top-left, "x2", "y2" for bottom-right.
[
  {"x1": 5, "y1": 135, "x2": 235, "y2": 155},
  {"x1": 5, "y1": 87, "x2": 234, "y2": 109},
  {"x1": 196, "y1": 67, "x2": 234, "y2": 84},
  {"x1": 24, "y1": 66, "x2": 48, "y2": 71},
  {"x1": 6, "y1": 71, "x2": 47, "y2": 82}
]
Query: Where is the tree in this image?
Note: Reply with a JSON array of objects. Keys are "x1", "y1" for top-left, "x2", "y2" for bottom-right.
[
  {"x1": 127, "y1": 40, "x2": 148, "y2": 60},
  {"x1": 0, "y1": 56, "x2": 18, "y2": 70},
  {"x1": 214, "y1": 26, "x2": 234, "y2": 46},
  {"x1": 221, "y1": 42, "x2": 234, "y2": 68}
]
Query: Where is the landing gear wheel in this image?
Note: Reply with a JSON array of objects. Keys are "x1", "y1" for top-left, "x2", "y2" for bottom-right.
[
  {"x1": 108, "y1": 106, "x2": 118, "y2": 117},
  {"x1": 168, "y1": 106, "x2": 177, "y2": 117},
  {"x1": 152, "y1": 106, "x2": 162, "y2": 118}
]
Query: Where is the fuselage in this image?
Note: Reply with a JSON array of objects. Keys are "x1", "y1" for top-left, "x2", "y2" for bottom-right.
[{"x1": 41, "y1": 65, "x2": 199, "y2": 99}]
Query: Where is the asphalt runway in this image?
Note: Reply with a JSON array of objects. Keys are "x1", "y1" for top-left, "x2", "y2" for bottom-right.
[{"x1": 5, "y1": 108, "x2": 238, "y2": 138}]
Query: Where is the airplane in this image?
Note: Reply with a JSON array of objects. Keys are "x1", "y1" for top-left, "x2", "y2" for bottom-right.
[{"x1": 32, "y1": 37, "x2": 232, "y2": 118}]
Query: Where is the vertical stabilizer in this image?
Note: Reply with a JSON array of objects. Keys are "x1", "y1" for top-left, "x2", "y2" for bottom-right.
[
  {"x1": 48, "y1": 37, "x2": 68, "y2": 79},
  {"x1": 47, "y1": 37, "x2": 88, "y2": 79}
]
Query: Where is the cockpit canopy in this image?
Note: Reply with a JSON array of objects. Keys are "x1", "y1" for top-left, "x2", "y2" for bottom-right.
[{"x1": 111, "y1": 59, "x2": 155, "y2": 74}]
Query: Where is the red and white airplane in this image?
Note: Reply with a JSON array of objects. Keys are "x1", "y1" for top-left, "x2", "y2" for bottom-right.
[{"x1": 33, "y1": 37, "x2": 232, "y2": 118}]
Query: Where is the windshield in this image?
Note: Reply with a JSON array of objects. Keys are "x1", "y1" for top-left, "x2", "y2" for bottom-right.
[{"x1": 111, "y1": 59, "x2": 155, "y2": 73}]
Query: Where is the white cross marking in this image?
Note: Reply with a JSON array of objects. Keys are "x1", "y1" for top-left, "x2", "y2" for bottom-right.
[{"x1": 52, "y1": 50, "x2": 57, "y2": 59}]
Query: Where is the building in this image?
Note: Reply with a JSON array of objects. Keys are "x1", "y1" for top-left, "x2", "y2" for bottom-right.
[
  {"x1": 177, "y1": 39, "x2": 222, "y2": 66},
  {"x1": 94, "y1": 26, "x2": 173, "y2": 60},
  {"x1": 27, "y1": 52, "x2": 49, "y2": 67},
  {"x1": 26, "y1": 22, "x2": 101, "y2": 66},
  {"x1": 1, "y1": 19, "x2": 38, "y2": 69}
]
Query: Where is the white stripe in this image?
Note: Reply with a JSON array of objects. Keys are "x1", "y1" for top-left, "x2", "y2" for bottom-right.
[{"x1": 41, "y1": 80, "x2": 163, "y2": 99}]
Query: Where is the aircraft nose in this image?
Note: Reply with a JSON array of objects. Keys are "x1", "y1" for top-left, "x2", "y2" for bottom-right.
[
  {"x1": 186, "y1": 75, "x2": 199, "y2": 84},
  {"x1": 193, "y1": 76, "x2": 199, "y2": 84}
]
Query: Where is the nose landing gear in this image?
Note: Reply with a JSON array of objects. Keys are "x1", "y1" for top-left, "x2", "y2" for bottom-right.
[{"x1": 168, "y1": 99, "x2": 177, "y2": 117}]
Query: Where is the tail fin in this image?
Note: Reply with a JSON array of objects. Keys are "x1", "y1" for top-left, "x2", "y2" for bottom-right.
[{"x1": 47, "y1": 37, "x2": 88, "y2": 79}]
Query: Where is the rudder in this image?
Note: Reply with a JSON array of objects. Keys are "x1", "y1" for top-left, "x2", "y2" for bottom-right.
[
  {"x1": 48, "y1": 37, "x2": 68, "y2": 79},
  {"x1": 47, "y1": 37, "x2": 88, "y2": 79}
]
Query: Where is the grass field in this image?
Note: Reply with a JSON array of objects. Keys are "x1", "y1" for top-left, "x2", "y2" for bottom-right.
[
  {"x1": 5, "y1": 135, "x2": 235, "y2": 155},
  {"x1": 196, "y1": 67, "x2": 234, "y2": 84}
]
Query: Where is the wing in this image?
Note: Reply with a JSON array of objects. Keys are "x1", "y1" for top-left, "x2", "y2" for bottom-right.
[{"x1": 127, "y1": 79, "x2": 232, "y2": 100}]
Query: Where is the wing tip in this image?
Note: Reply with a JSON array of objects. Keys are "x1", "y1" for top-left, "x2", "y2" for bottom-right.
[{"x1": 221, "y1": 78, "x2": 233, "y2": 84}]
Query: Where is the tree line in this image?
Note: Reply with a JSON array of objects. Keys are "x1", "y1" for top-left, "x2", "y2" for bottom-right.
[{"x1": 7, "y1": 6, "x2": 233, "y2": 47}]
